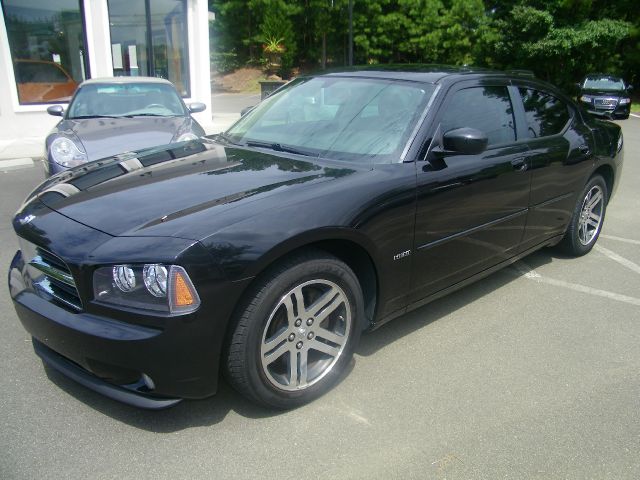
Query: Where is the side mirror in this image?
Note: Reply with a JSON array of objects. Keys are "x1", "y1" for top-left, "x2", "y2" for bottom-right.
[
  {"x1": 627, "y1": 85, "x2": 634, "y2": 92},
  {"x1": 575, "y1": 82, "x2": 582, "y2": 89},
  {"x1": 187, "y1": 102, "x2": 206, "y2": 114},
  {"x1": 240, "y1": 106, "x2": 254, "y2": 116},
  {"x1": 442, "y1": 127, "x2": 488, "y2": 155},
  {"x1": 47, "y1": 105, "x2": 64, "y2": 117}
]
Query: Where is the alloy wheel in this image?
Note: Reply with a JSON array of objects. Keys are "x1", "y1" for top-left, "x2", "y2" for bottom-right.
[
  {"x1": 577, "y1": 185, "x2": 604, "y2": 246},
  {"x1": 260, "y1": 279, "x2": 351, "y2": 391}
]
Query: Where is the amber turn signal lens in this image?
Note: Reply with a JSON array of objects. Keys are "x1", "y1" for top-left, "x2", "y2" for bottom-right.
[
  {"x1": 173, "y1": 271, "x2": 194, "y2": 306},
  {"x1": 168, "y1": 266, "x2": 201, "y2": 314}
]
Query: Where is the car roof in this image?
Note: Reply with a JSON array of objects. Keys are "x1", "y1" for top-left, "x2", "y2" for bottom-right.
[
  {"x1": 318, "y1": 64, "x2": 533, "y2": 84},
  {"x1": 80, "y1": 76, "x2": 174, "y2": 86}
]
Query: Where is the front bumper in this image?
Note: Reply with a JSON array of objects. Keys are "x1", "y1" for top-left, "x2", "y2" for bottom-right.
[
  {"x1": 33, "y1": 338, "x2": 181, "y2": 409},
  {"x1": 584, "y1": 104, "x2": 630, "y2": 119},
  {"x1": 10, "y1": 246, "x2": 221, "y2": 405},
  {"x1": 9, "y1": 238, "x2": 250, "y2": 409}
]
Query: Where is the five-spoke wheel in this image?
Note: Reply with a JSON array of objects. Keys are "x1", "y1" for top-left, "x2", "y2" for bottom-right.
[
  {"x1": 560, "y1": 174, "x2": 608, "y2": 256},
  {"x1": 260, "y1": 280, "x2": 351, "y2": 391},
  {"x1": 225, "y1": 251, "x2": 363, "y2": 409},
  {"x1": 577, "y1": 185, "x2": 604, "y2": 246}
]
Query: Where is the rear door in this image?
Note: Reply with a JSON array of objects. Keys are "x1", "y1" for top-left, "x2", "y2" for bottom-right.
[
  {"x1": 409, "y1": 79, "x2": 532, "y2": 303},
  {"x1": 511, "y1": 83, "x2": 595, "y2": 250}
]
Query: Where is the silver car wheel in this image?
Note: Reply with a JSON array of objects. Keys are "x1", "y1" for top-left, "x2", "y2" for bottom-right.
[
  {"x1": 577, "y1": 185, "x2": 604, "y2": 246},
  {"x1": 260, "y1": 279, "x2": 351, "y2": 391}
]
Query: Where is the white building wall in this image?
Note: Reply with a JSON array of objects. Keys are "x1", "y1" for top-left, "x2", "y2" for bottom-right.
[{"x1": 0, "y1": 0, "x2": 212, "y2": 160}]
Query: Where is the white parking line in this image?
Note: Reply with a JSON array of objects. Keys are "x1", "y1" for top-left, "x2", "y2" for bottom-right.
[
  {"x1": 594, "y1": 244, "x2": 640, "y2": 276},
  {"x1": 630, "y1": 113, "x2": 640, "y2": 118},
  {"x1": 600, "y1": 234, "x2": 640, "y2": 246},
  {"x1": 512, "y1": 261, "x2": 640, "y2": 307}
]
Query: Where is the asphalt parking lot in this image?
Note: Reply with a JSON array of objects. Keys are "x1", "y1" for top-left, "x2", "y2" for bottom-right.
[{"x1": 1, "y1": 118, "x2": 639, "y2": 480}]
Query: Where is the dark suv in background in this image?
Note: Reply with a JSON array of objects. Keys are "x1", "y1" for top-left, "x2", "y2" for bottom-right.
[{"x1": 577, "y1": 74, "x2": 632, "y2": 119}]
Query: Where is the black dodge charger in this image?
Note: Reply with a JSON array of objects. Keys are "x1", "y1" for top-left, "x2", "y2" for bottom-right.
[{"x1": 8, "y1": 67, "x2": 623, "y2": 409}]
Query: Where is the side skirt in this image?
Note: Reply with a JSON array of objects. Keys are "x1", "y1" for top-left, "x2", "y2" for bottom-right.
[{"x1": 369, "y1": 234, "x2": 564, "y2": 330}]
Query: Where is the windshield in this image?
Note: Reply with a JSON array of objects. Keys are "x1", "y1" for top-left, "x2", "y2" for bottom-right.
[
  {"x1": 225, "y1": 77, "x2": 435, "y2": 163},
  {"x1": 583, "y1": 76, "x2": 625, "y2": 90},
  {"x1": 67, "y1": 82, "x2": 187, "y2": 119}
]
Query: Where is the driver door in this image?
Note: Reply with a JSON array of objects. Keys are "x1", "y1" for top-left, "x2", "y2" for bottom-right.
[{"x1": 409, "y1": 80, "x2": 532, "y2": 304}]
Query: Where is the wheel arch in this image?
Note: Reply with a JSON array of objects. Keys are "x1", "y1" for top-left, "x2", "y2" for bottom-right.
[
  {"x1": 229, "y1": 229, "x2": 380, "y2": 333},
  {"x1": 591, "y1": 164, "x2": 614, "y2": 202}
]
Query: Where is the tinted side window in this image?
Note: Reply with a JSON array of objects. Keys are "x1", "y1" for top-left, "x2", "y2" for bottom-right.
[
  {"x1": 440, "y1": 86, "x2": 516, "y2": 147},
  {"x1": 519, "y1": 88, "x2": 570, "y2": 138}
]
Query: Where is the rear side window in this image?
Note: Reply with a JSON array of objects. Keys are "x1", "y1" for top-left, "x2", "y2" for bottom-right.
[
  {"x1": 440, "y1": 86, "x2": 516, "y2": 147},
  {"x1": 519, "y1": 88, "x2": 570, "y2": 138}
]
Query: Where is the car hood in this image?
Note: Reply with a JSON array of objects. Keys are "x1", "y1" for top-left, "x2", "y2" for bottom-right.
[
  {"x1": 28, "y1": 138, "x2": 361, "y2": 239},
  {"x1": 56, "y1": 116, "x2": 189, "y2": 160},
  {"x1": 580, "y1": 88, "x2": 627, "y2": 97}
]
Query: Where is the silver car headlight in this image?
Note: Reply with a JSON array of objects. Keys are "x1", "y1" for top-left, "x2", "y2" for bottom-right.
[
  {"x1": 50, "y1": 136, "x2": 88, "y2": 168},
  {"x1": 619, "y1": 98, "x2": 631, "y2": 105},
  {"x1": 93, "y1": 264, "x2": 201, "y2": 315},
  {"x1": 580, "y1": 95, "x2": 593, "y2": 103}
]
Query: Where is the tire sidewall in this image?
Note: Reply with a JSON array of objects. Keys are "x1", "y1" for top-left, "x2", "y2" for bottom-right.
[{"x1": 241, "y1": 257, "x2": 363, "y2": 408}]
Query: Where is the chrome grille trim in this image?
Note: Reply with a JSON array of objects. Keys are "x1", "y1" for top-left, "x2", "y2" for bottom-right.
[
  {"x1": 594, "y1": 97, "x2": 617, "y2": 108},
  {"x1": 21, "y1": 242, "x2": 83, "y2": 311},
  {"x1": 29, "y1": 255, "x2": 75, "y2": 287}
]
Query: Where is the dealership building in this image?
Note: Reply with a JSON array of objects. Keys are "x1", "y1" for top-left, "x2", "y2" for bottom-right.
[{"x1": 0, "y1": 0, "x2": 212, "y2": 159}]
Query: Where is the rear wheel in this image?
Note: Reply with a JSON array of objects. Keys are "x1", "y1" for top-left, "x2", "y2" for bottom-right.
[
  {"x1": 224, "y1": 251, "x2": 363, "y2": 409},
  {"x1": 559, "y1": 175, "x2": 607, "y2": 256}
]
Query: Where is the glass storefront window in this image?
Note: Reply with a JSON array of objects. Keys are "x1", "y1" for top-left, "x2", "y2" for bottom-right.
[
  {"x1": 108, "y1": 0, "x2": 190, "y2": 96},
  {"x1": 1, "y1": 0, "x2": 89, "y2": 104}
]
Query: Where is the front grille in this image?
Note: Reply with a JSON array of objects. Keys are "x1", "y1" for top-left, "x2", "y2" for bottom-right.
[
  {"x1": 594, "y1": 97, "x2": 617, "y2": 108},
  {"x1": 24, "y1": 243, "x2": 82, "y2": 311}
]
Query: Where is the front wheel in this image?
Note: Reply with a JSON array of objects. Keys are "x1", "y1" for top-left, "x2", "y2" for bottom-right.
[
  {"x1": 558, "y1": 175, "x2": 608, "y2": 256},
  {"x1": 224, "y1": 251, "x2": 363, "y2": 409}
]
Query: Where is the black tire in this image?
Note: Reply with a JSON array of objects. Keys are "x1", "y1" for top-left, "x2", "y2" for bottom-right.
[
  {"x1": 558, "y1": 174, "x2": 608, "y2": 256},
  {"x1": 224, "y1": 250, "x2": 364, "y2": 409}
]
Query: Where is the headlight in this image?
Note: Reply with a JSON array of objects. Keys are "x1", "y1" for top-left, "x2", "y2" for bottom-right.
[
  {"x1": 50, "y1": 136, "x2": 88, "y2": 168},
  {"x1": 174, "y1": 132, "x2": 199, "y2": 143},
  {"x1": 619, "y1": 98, "x2": 631, "y2": 105},
  {"x1": 93, "y1": 264, "x2": 200, "y2": 314},
  {"x1": 580, "y1": 95, "x2": 593, "y2": 103}
]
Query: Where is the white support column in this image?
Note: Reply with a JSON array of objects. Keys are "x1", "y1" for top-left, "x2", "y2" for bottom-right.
[
  {"x1": 84, "y1": 0, "x2": 114, "y2": 78},
  {"x1": 187, "y1": 0, "x2": 213, "y2": 131}
]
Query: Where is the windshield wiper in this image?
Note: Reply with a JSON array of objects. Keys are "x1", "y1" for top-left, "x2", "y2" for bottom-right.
[
  {"x1": 244, "y1": 140, "x2": 318, "y2": 157},
  {"x1": 215, "y1": 132, "x2": 242, "y2": 146},
  {"x1": 122, "y1": 113, "x2": 180, "y2": 118},
  {"x1": 69, "y1": 114, "x2": 120, "y2": 119}
]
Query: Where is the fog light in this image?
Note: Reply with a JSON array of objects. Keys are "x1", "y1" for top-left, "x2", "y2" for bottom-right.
[
  {"x1": 143, "y1": 264, "x2": 168, "y2": 297},
  {"x1": 113, "y1": 265, "x2": 136, "y2": 292}
]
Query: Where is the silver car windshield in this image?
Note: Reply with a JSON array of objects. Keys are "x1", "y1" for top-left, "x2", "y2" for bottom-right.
[
  {"x1": 226, "y1": 77, "x2": 436, "y2": 163},
  {"x1": 67, "y1": 83, "x2": 187, "y2": 119},
  {"x1": 583, "y1": 77, "x2": 625, "y2": 90}
]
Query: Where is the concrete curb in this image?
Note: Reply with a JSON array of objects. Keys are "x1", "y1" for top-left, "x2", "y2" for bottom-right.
[{"x1": 0, "y1": 157, "x2": 35, "y2": 171}]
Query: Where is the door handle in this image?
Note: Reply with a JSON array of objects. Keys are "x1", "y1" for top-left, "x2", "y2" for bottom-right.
[
  {"x1": 578, "y1": 144, "x2": 591, "y2": 156},
  {"x1": 511, "y1": 157, "x2": 528, "y2": 172}
]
